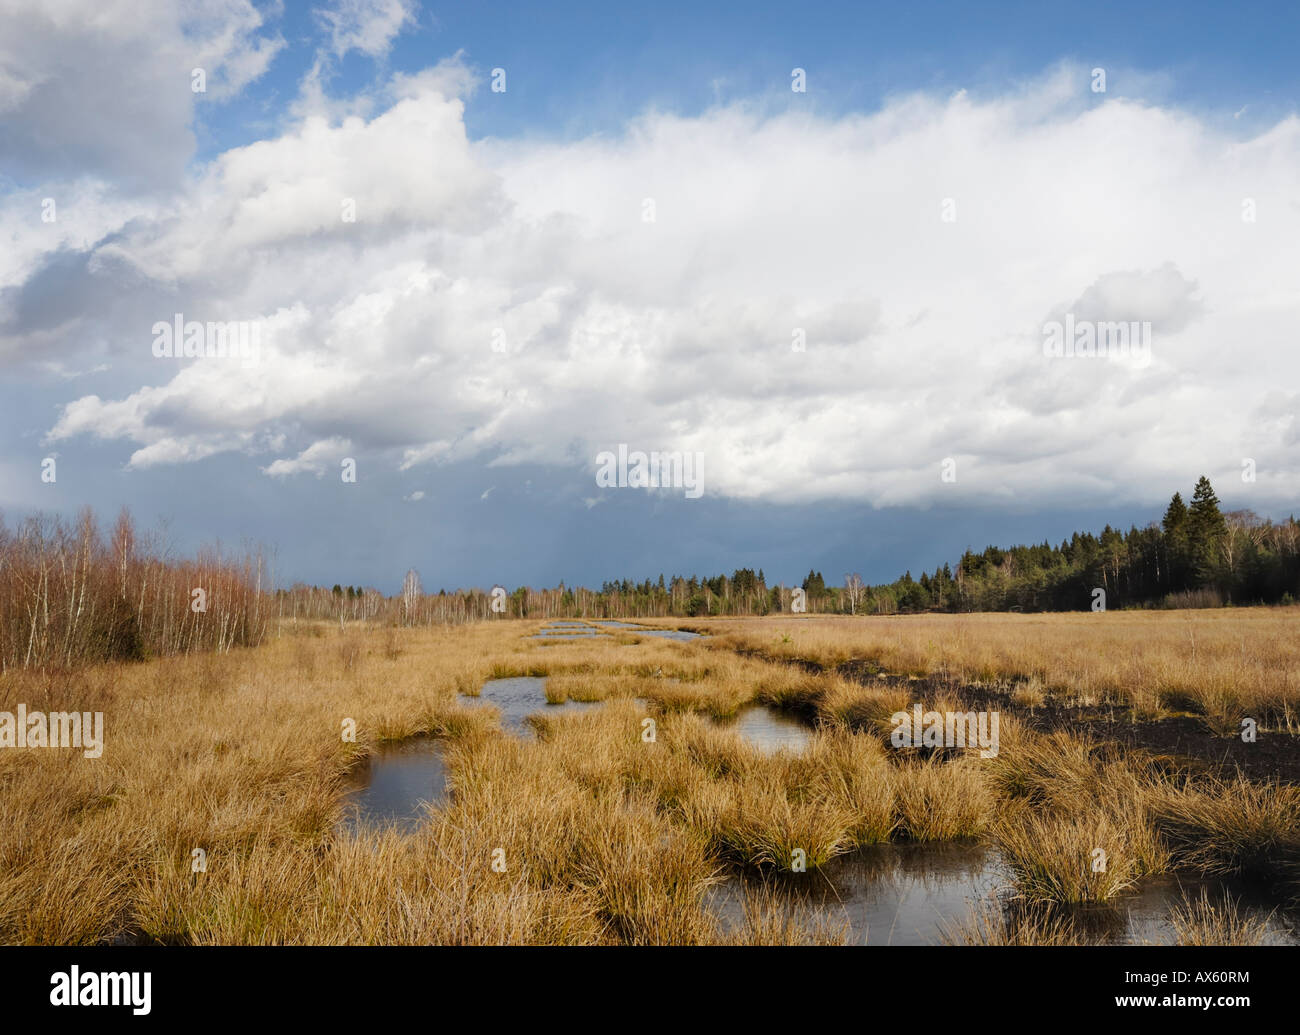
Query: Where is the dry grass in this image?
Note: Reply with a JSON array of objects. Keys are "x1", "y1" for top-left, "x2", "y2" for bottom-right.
[
  {"x1": 2, "y1": 610, "x2": 1295, "y2": 944},
  {"x1": 993, "y1": 806, "x2": 1142, "y2": 903},
  {"x1": 894, "y1": 756, "x2": 993, "y2": 841},
  {"x1": 1168, "y1": 888, "x2": 1275, "y2": 946},
  {"x1": 1150, "y1": 777, "x2": 1300, "y2": 880},
  {"x1": 699, "y1": 608, "x2": 1300, "y2": 729},
  {"x1": 722, "y1": 881, "x2": 851, "y2": 945},
  {"x1": 941, "y1": 895, "x2": 1099, "y2": 945}
]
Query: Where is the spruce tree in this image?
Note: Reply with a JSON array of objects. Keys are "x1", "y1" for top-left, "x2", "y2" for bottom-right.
[
  {"x1": 1187, "y1": 475, "x2": 1227, "y2": 582},
  {"x1": 1162, "y1": 491, "x2": 1190, "y2": 590}
]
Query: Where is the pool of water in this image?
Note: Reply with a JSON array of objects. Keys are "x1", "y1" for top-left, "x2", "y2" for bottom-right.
[
  {"x1": 708, "y1": 842, "x2": 1298, "y2": 945},
  {"x1": 709, "y1": 842, "x2": 1001, "y2": 944},
  {"x1": 532, "y1": 622, "x2": 611, "y2": 639},
  {"x1": 587, "y1": 621, "x2": 702, "y2": 641},
  {"x1": 464, "y1": 676, "x2": 603, "y2": 734},
  {"x1": 725, "y1": 705, "x2": 814, "y2": 754},
  {"x1": 1096, "y1": 872, "x2": 1297, "y2": 945},
  {"x1": 338, "y1": 738, "x2": 448, "y2": 834}
]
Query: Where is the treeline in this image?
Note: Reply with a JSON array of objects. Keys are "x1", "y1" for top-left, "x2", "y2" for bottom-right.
[
  {"x1": 0, "y1": 509, "x2": 268, "y2": 671},
  {"x1": 276, "y1": 567, "x2": 788, "y2": 623},
  {"x1": 873, "y1": 477, "x2": 1299, "y2": 613},
  {"x1": 12, "y1": 476, "x2": 1294, "y2": 670},
  {"x1": 275, "y1": 573, "x2": 773, "y2": 623},
  {"x1": 283, "y1": 477, "x2": 1297, "y2": 624},
  {"x1": 338, "y1": 475, "x2": 1290, "y2": 620}
]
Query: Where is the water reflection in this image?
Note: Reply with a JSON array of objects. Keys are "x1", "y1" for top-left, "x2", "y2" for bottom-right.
[
  {"x1": 726, "y1": 705, "x2": 814, "y2": 755},
  {"x1": 465, "y1": 676, "x2": 602, "y2": 735},
  {"x1": 709, "y1": 842, "x2": 1298, "y2": 945},
  {"x1": 710, "y1": 842, "x2": 1004, "y2": 945},
  {"x1": 588, "y1": 620, "x2": 702, "y2": 641},
  {"x1": 338, "y1": 738, "x2": 447, "y2": 834}
]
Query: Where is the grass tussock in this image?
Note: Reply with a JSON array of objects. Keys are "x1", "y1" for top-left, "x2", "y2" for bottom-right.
[
  {"x1": 1168, "y1": 888, "x2": 1275, "y2": 946},
  {"x1": 723, "y1": 881, "x2": 851, "y2": 945},
  {"x1": 941, "y1": 895, "x2": 1099, "y2": 945},
  {"x1": 1150, "y1": 777, "x2": 1300, "y2": 882},
  {"x1": 894, "y1": 756, "x2": 992, "y2": 841},
  {"x1": 993, "y1": 806, "x2": 1141, "y2": 903}
]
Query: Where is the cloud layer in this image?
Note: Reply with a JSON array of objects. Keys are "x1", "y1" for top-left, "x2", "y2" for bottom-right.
[{"x1": 4, "y1": 18, "x2": 1299, "y2": 513}]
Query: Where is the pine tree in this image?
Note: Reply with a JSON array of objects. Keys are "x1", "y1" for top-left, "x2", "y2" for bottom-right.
[
  {"x1": 802, "y1": 570, "x2": 826, "y2": 598},
  {"x1": 1187, "y1": 475, "x2": 1227, "y2": 582},
  {"x1": 1162, "y1": 491, "x2": 1190, "y2": 591}
]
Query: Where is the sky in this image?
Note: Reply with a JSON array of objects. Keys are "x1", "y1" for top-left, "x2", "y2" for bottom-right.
[{"x1": 2, "y1": 0, "x2": 1298, "y2": 593}]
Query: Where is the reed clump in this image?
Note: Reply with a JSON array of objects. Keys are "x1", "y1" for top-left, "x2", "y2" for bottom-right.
[{"x1": 1168, "y1": 889, "x2": 1274, "y2": 946}]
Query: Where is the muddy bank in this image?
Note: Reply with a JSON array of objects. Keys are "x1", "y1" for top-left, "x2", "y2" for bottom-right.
[{"x1": 729, "y1": 647, "x2": 1300, "y2": 784}]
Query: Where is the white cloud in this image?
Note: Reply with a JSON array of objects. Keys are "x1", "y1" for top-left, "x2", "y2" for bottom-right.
[
  {"x1": 314, "y1": 0, "x2": 417, "y2": 60},
  {"x1": 262, "y1": 436, "x2": 353, "y2": 478},
  {"x1": 1058, "y1": 263, "x2": 1203, "y2": 333},
  {"x1": 0, "y1": 0, "x2": 283, "y2": 187},
  {"x1": 16, "y1": 60, "x2": 1300, "y2": 512}
]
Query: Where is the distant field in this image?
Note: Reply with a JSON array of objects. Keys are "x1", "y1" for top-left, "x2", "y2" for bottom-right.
[
  {"x1": 1, "y1": 610, "x2": 1296, "y2": 945},
  {"x1": 700, "y1": 607, "x2": 1300, "y2": 734}
]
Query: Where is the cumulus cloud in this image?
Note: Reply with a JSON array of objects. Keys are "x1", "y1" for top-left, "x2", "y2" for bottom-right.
[
  {"x1": 0, "y1": 0, "x2": 284, "y2": 188},
  {"x1": 11, "y1": 58, "x2": 1300, "y2": 510}
]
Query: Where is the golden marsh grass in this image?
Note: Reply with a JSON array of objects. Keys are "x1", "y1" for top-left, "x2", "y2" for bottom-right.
[{"x1": 1, "y1": 611, "x2": 1295, "y2": 944}]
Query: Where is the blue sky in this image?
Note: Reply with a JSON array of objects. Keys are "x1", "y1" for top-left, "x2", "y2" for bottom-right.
[
  {"x1": 2, "y1": 0, "x2": 1298, "y2": 592},
  {"x1": 198, "y1": 0, "x2": 1300, "y2": 150}
]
